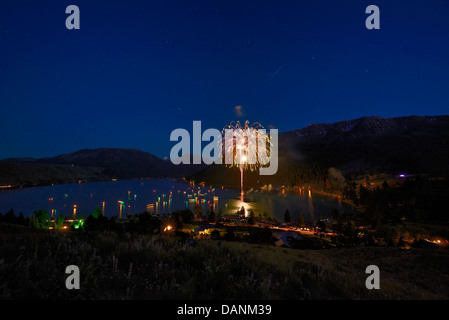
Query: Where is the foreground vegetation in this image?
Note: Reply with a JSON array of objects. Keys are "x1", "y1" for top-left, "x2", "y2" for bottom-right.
[
  {"x1": 1, "y1": 222, "x2": 449, "y2": 300},
  {"x1": 1, "y1": 173, "x2": 448, "y2": 300}
]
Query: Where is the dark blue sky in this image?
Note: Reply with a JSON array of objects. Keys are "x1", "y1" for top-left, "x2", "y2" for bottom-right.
[{"x1": 1, "y1": 0, "x2": 448, "y2": 159}]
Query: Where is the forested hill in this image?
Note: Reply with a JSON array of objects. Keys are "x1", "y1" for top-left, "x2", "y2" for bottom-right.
[
  {"x1": 279, "y1": 115, "x2": 449, "y2": 174},
  {"x1": 192, "y1": 115, "x2": 449, "y2": 189}
]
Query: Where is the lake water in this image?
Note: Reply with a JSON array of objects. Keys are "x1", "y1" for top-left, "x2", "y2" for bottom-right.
[{"x1": 0, "y1": 179, "x2": 347, "y2": 224}]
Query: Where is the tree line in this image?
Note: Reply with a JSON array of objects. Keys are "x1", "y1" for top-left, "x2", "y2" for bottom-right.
[{"x1": 343, "y1": 175, "x2": 449, "y2": 225}]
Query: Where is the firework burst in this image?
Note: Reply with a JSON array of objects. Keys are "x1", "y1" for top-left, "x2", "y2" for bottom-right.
[{"x1": 221, "y1": 120, "x2": 272, "y2": 197}]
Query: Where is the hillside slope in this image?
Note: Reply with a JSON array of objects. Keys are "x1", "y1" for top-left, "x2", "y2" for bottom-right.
[
  {"x1": 1, "y1": 148, "x2": 207, "y2": 187},
  {"x1": 280, "y1": 115, "x2": 449, "y2": 173}
]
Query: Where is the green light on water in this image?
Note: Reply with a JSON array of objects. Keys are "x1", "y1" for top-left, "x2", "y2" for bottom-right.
[{"x1": 73, "y1": 219, "x2": 84, "y2": 229}]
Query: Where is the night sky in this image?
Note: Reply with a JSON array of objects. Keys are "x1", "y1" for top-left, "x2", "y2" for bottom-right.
[{"x1": 1, "y1": 0, "x2": 448, "y2": 160}]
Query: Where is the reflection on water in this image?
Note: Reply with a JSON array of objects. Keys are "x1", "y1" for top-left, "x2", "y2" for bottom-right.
[
  {"x1": 0, "y1": 179, "x2": 349, "y2": 224},
  {"x1": 308, "y1": 190, "x2": 315, "y2": 223}
]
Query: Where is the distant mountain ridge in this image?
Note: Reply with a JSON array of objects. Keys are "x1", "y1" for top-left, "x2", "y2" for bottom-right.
[
  {"x1": 0, "y1": 148, "x2": 208, "y2": 186},
  {"x1": 2, "y1": 148, "x2": 209, "y2": 180},
  {"x1": 2, "y1": 115, "x2": 449, "y2": 187},
  {"x1": 39, "y1": 148, "x2": 172, "y2": 179},
  {"x1": 279, "y1": 115, "x2": 449, "y2": 173},
  {"x1": 282, "y1": 115, "x2": 449, "y2": 141}
]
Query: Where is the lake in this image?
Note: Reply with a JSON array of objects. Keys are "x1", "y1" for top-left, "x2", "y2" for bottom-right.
[{"x1": 0, "y1": 179, "x2": 347, "y2": 224}]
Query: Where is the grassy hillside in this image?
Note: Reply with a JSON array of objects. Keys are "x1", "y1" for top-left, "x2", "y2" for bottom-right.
[{"x1": 1, "y1": 222, "x2": 448, "y2": 299}]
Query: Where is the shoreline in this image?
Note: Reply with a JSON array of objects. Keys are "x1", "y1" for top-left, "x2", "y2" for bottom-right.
[{"x1": 0, "y1": 176, "x2": 184, "y2": 191}]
